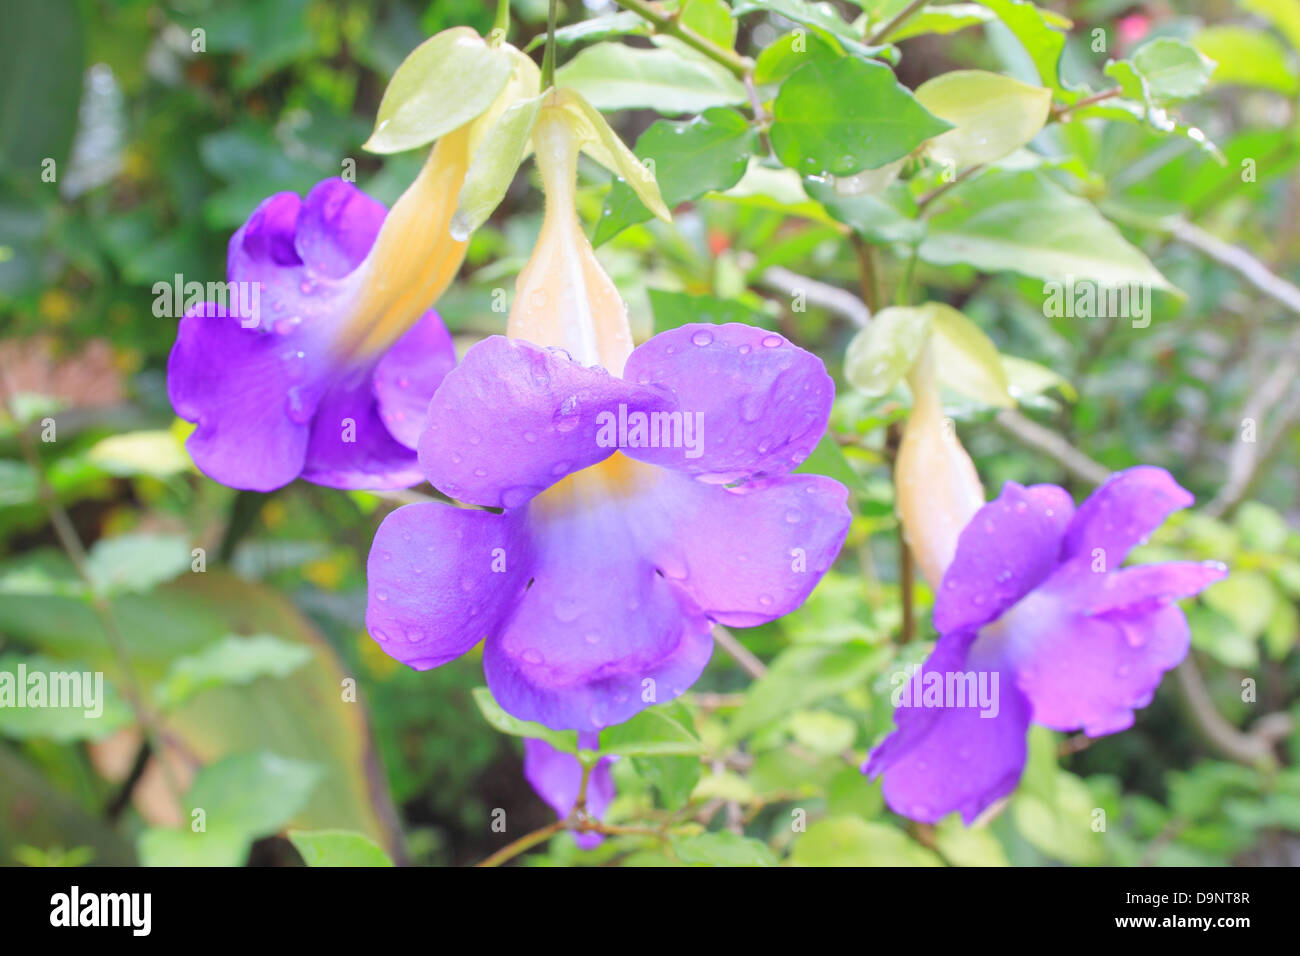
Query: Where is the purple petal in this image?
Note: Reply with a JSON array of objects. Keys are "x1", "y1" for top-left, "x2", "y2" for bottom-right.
[
  {"x1": 366, "y1": 502, "x2": 535, "y2": 670},
  {"x1": 373, "y1": 310, "x2": 457, "y2": 450},
  {"x1": 417, "y1": 336, "x2": 674, "y2": 508},
  {"x1": 293, "y1": 178, "x2": 386, "y2": 278},
  {"x1": 483, "y1": 460, "x2": 714, "y2": 730},
  {"x1": 1061, "y1": 466, "x2": 1193, "y2": 569},
  {"x1": 1001, "y1": 557, "x2": 1224, "y2": 735},
  {"x1": 621, "y1": 324, "x2": 835, "y2": 483},
  {"x1": 864, "y1": 631, "x2": 1031, "y2": 824},
  {"x1": 301, "y1": 363, "x2": 425, "y2": 490},
  {"x1": 632, "y1": 471, "x2": 850, "y2": 628},
  {"x1": 933, "y1": 481, "x2": 1074, "y2": 635},
  {"x1": 168, "y1": 302, "x2": 314, "y2": 491},
  {"x1": 523, "y1": 736, "x2": 616, "y2": 850}
]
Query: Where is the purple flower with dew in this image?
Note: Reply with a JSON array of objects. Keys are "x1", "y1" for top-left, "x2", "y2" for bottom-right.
[
  {"x1": 168, "y1": 129, "x2": 472, "y2": 491},
  {"x1": 523, "y1": 733, "x2": 615, "y2": 850},
  {"x1": 864, "y1": 466, "x2": 1227, "y2": 824},
  {"x1": 365, "y1": 324, "x2": 852, "y2": 731}
]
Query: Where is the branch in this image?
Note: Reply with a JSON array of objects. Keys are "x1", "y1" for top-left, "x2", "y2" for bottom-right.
[
  {"x1": 994, "y1": 408, "x2": 1112, "y2": 485},
  {"x1": 713, "y1": 625, "x2": 767, "y2": 679},
  {"x1": 867, "y1": 0, "x2": 927, "y2": 44},
  {"x1": 610, "y1": 0, "x2": 753, "y2": 78},
  {"x1": 757, "y1": 265, "x2": 872, "y2": 327},
  {"x1": 1169, "y1": 218, "x2": 1300, "y2": 316}
]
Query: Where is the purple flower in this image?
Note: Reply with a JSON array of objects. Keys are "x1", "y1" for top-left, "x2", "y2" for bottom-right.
[
  {"x1": 168, "y1": 131, "x2": 472, "y2": 492},
  {"x1": 523, "y1": 733, "x2": 616, "y2": 850},
  {"x1": 864, "y1": 466, "x2": 1227, "y2": 824},
  {"x1": 365, "y1": 323, "x2": 852, "y2": 730}
]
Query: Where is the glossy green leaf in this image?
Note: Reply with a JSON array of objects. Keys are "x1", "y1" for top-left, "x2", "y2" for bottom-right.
[
  {"x1": 671, "y1": 831, "x2": 778, "y2": 866},
  {"x1": 1001, "y1": 354, "x2": 1077, "y2": 403},
  {"x1": 522, "y1": 11, "x2": 649, "y2": 51},
  {"x1": 85, "y1": 533, "x2": 191, "y2": 597},
  {"x1": 1194, "y1": 26, "x2": 1298, "y2": 95},
  {"x1": 154, "y1": 634, "x2": 312, "y2": 711},
  {"x1": 920, "y1": 169, "x2": 1174, "y2": 289},
  {"x1": 471, "y1": 686, "x2": 579, "y2": 752},
  {"x1": 601, "y1": 701, "x2": 705, "y2": 757},
  {"x1": 86, "y1": 430, "x2": 192, "y2": 479},
  {"x1": 844, "y1": 305, "x2": 934, "y2": 397},
  {"x1": 649, "y1": 289, "x2": 774, "y2": 334},
  {"x1": 771, "y1": 58, "x2": 951, "y2": 178},
  {"x1": 915, "y1": 70, "x2": 1052, "y2": 168},
  {"x1": 754, "y1": 29, "x2": 842, "y2": 87},
  {"x1": 289, "y1": 829, "x2": 395, "y2": 867},
  {"x1": 791, "y1": 816, "x2": 943, "y2": 866},
  {"x1": 556, "y1": 43, "x2": 747, "y2": 114},
  {"x1": 730, "y1": 642, "x2": 887, "y2": 739},
  {"x1": 889, "y1": 4, "x2": 993, "y2": 42},
  {"x1": 977, "y1": 0, "x2": 1075, "y2": 96},
  {"x1": 364, "y1": 27, "x2": 514, "y2": 153},
  {"x1": 681, "y1": 0, "x2": 737, "y2": 49},
  {"x1": 633, "y1": 755, "x2": 703, "y2": 809},
  {"x1": 596, "y1": 108, "x2": 757, "y2": 244}
]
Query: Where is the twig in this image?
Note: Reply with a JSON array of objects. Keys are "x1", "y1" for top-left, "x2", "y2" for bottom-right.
[
  {"x1": 757, "y1": 265, "x2": 871, "y2": 327},
  {"x1": 1175, "y1": 654, "x2": 1290, "y2": 767},
  {"x1": 475, "y1": 820, "x2": 566, "y2": 867},
  {"x1": 610, "y1": 0, "x2": 753, "y2": 78},
  {"x1": 713, "y1": 625, "x2": 767, "y2": 679},
  {"x1": 1169, "y1": 219, "x2": 1300, "y2": 316},
  {"x1": 916, "y1": 164, "x2": 983, "y2": 213},
  {"x1": 1050, "y1": 87, "x2": 1122, "y2": 121},
  {"x1": 994, "y1": 408, "x2": 1112, "y2": 486}
]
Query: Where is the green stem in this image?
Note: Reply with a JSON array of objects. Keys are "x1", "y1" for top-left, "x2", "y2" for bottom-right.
[
  {"x1": 610, "y1": 0, "x2": 753, "y2": 79},
  {"x1": 494, "y1": 0, "x2": 510, "y2": 38},
  {"x1": 541, "y1": 0, "x2": 558, "y2": 88}
]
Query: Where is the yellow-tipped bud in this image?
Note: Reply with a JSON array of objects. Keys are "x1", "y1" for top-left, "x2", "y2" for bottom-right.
[
  {"x1": 895, "y1": 342, "x2": 985, "y2": 588},
  {"x1": 507, "y1": 104, "x2": 634, "y2": 375}
]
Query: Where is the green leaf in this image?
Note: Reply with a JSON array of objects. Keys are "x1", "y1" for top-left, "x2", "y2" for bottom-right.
[
  {"x1": 649, "y1": 289, "x2": 774, "y2": 333},
  {"x1": 977, "y1": 0, "x2": 1075, "y2": 96},
  {"x1": 86, "y1": 430, "x2": 192, "y2": 479},
  {"x1": 188, "y1": 751, "x2": 324, "y2": 841},
  {"x1": 455, "y1": 94, "x2": 543, "y2": 237},
  {"x1": 770, "y1": 58, "x2": 951, "y2": 178},
  {"x1": 523, "y1": 11, "x2": 649, "y2": 51},
  {"x1": 1127, "y1": 37, "x2": 1217, "y2": 101},
  {"x1": 791, "y1": 817, "x2": 943, "y2": 866},
  {"x1": 364, "y1": 27, "x2": 514, "y2": 154},
  {"x1": 671, "y1": 831, "x2": 778, "y2": 866},
  {"x1": 754, "y1": 29, "x2": 842, "y2": 87},
  {"x1": 914, "y1": 70, "x2": 1052, "y2": 169},
  {"x1": 601, "y1": 701, "x2": 705, "y2": 756},
  {"x1": 920, "y1": 169, "x2": 1174, "y2": 289},
  {"x1": 1001, "y1": 354, "x2": 1077, "y2": 403},
  {"x1": 85, "y1": 533, "x2": 191, "y2": 597},
  {"x1": 554, "y1": 88, "x2": 671, "y2": 223},
  {"x1": 681, "y1": 0, "x2": 737, "y2": 49},
  {"x1": 1242, "y1": 0, "x2": 1300, "y2": 52},
  {"x1": 928, "y1": 303, "x2": 1013, "y2": 408},
  {"x1": 1012, "y1": 730, "x2": 1105, "y2": 864},
  {"x1": 934, "y1": 816, "x2": 1009, "y2": 865},
  {"x1": 471, "y1": 686, "x2": 578, "y2": 752},
  {"x1": 0, "y1": 460, "x2": 39, "y2": 506},
  {"x1": 730, "y1": 642, "x2": 887, "y2": 739},
  {"x1": 889, "y1": 4, "x2": 993, "y2": 42},
  {"x1": 633, "y1": 755, "x2": 702, "y2": 809},
  {"x1": 1194, "y1": 26, "x2": 1298, "y2": 95},
  {"x1": 140, "y1": 750, "x2": 323, "y2": 867},
  {"x1": 556, "y1": 43, "x2": 747, "y2": 114},
  {"x1": 0, "y1": 653, "x2": 132, "y2": 742},
  {"x1": 0, "y1": 0, "x2": 82, "y2": 171},
  {"x1": 804, "y1": 176, "x2": 923, "y2": 244},
  {"x1": 288, "y1": 829, "x2": 395, "y2": 867},
  {"x1": 154, "y1": 634, "x2": 313, "y2": 711},
  {"x1": 595, "y1": 108, "x2": 758, "y2": 245},
  {"x1": 735, "y1": 0, "x2": 890, "y2": 59},
  {"x1": 844, "y1": 305, "x2": 934, "y2": 397}
]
